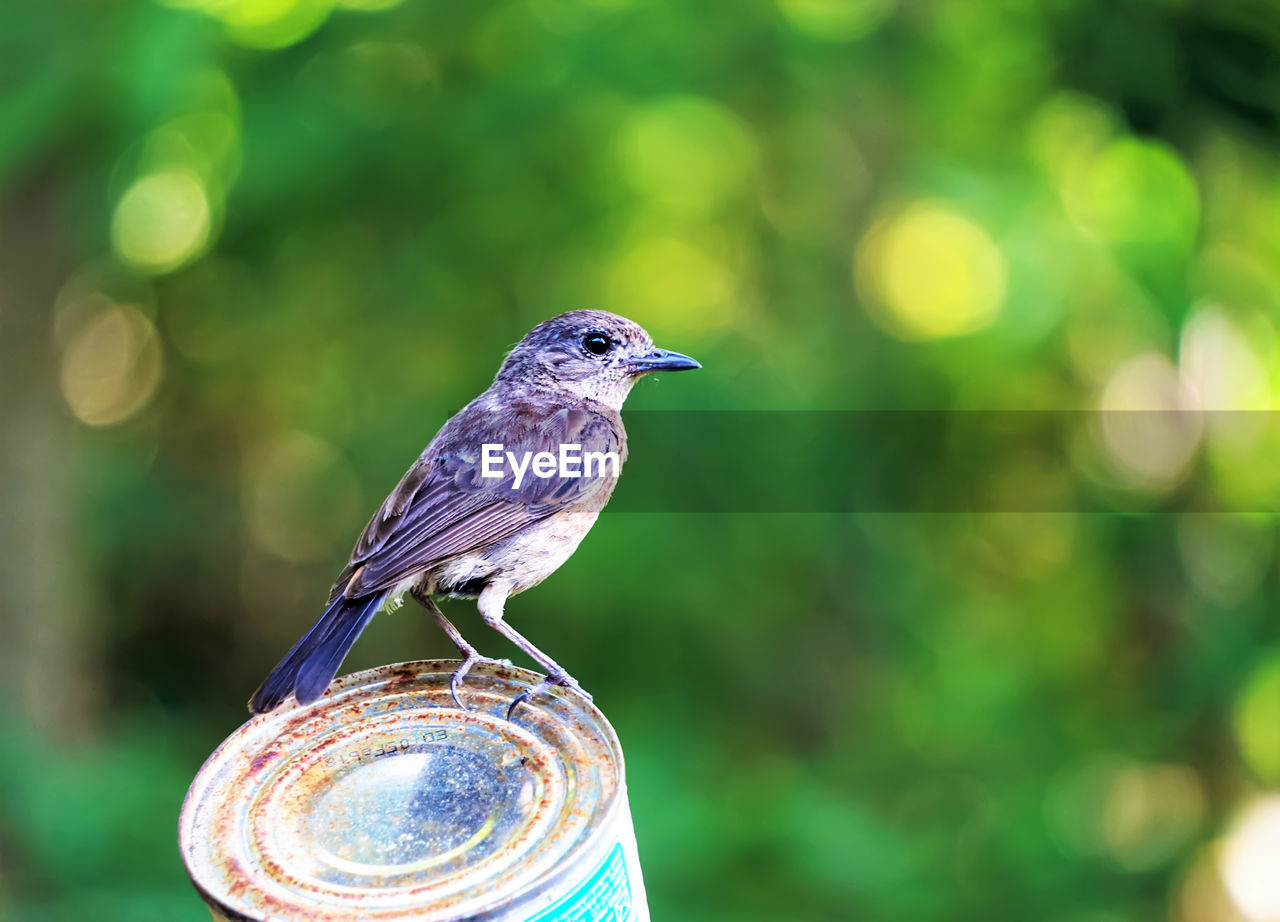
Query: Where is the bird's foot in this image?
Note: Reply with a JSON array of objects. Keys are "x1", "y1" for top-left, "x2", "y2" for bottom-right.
[
  {"x1": 506, "y1": 670, "x2": 592, "y2": 720},
  {"x1": 448, "y1": 652, "x2": 513, "y2": 710}
]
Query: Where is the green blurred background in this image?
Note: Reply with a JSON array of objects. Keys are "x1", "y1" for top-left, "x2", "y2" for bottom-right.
[{"x1": 4, "y1": 0, "x2": 1280, "y2": 919}]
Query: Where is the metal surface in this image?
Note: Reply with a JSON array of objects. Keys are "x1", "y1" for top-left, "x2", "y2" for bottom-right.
[{"x1": 179, "y1": 660, "x2": 647, "y2": 921}]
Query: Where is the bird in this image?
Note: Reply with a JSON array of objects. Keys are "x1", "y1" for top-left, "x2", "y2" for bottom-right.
[{"x1": 249, "y1": 310, "x2": 700, "y2": 718}]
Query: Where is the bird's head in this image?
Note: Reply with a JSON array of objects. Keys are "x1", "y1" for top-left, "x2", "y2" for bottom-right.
[{"x1": 496, "y1": 310, "x2": 700, "y2": 409}]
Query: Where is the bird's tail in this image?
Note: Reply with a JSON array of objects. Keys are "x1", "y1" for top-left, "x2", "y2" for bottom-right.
[{"x1": 249, "y1": 590, "x2": 389, "y2": 714}]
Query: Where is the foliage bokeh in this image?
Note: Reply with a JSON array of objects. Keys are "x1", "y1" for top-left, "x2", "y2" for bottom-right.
[{"x1": 3, "y1": 0, "x2": 1280, "y2": 919}]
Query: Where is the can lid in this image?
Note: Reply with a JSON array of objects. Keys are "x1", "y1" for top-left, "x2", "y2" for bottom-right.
[{"x1": 179, "y1": 660, "x2": 624, "y2": 921}]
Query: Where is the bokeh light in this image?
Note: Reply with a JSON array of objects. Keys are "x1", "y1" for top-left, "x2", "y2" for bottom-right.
[
  {"x1": 1061, "y1": 136, "x2": 1200, "y2": 250},
  {"x1": 1176, "y1": 299, "x2": 1280, "y2": 507},
  {"x1": 142, "y1": 111, "x2": 242, "y2": 188},
  {"x1": 1178, "y1": 514, "x2": 1274, "y2": 606},
  {"x1": 1180, "y1": 307, "x2": 1272, "y2": 412},
  {"x1": 158, "y1": 0, "x2": 338, "y2": 49},
  {"x1": 1220, "y1": 797, "x2": 1280, "y2": 922},
  {"x1": 616, "y1": 96, "x2": 756, "y2": 220},
  {"x1": 110, "y1": 171, "x2": 212, "y2": 275},
  {"x1": 1180, "y1": 305, "x2": 1273, "y2": 469},
  {"x1": 1233, "y1": 654, "x2": 1280, "y2": 784},
  {"x1": 855, "y1": 202, "x2": 1007, "y2": 341},
  {"x1": 1099, "y1": 352, "x2": 1202, "y2": 490},
  {"x1": 1046, "y1": 756, "x2": 1204, "y2": 871},
  {"x1": 1064, "y1": 276, "x2": 1169, "y2": 388},
  {"x1": 775, "y1": 0, "x2": 895, "y2": 41},
  {"x1": 337, "y1": 0, "x2": 403, "y2": 9},
  {"x1": 760, "y1": 113, "x2": 868, "y2": 239},
  {"x1": 1027, "y1": 92, "x2": 1116, "y2": 182},
  {"x1": 1099, "y1": 762, "x2": 1204, "y2": 872},
  {"x1": 58, "y1": 303, "x2": 163, "y2": 427},
  {"x1": 244, "y1": 431, "x2": 363, "y2": 564},
  {"x1": 1178, "y1": 845, "x2": 1248, "y2": 922},
  {"x1": 222, "y1": 0, "x2": 335, "y2": 51},
  {"x1": 604, "y1": 234, "x2": 736, "y2": 335}
]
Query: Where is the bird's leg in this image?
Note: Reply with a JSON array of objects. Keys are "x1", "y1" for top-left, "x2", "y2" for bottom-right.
[
  {"x1": 410, "y1": 588, "x2": 510, "y2": 710},
  {"x1": 476, "y1": 583, "x2": 591, "y2": 719}
]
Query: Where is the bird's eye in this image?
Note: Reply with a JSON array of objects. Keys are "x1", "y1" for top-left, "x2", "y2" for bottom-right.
[{"x1": 583, "y1": 333, "x2": 612, "y2": 356}]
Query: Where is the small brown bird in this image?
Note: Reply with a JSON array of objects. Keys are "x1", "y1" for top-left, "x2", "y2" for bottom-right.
[{"x1": 249, "y1": 310, "x2": 699, "y2": 717}]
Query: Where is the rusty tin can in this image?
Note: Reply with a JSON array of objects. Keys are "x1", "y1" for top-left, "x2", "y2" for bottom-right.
[{"x1": 178, "y1": 660, "x2": 649, "y2": 921}]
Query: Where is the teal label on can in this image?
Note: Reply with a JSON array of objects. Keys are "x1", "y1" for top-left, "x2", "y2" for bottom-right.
[{"x1": 528, "y1": 842, "x2": 630, "y2": 922}]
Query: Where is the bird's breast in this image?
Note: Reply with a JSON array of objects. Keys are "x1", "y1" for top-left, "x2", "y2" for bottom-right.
[{"x1": 432, "y1": 510, "x2": 602, "y2": 598}]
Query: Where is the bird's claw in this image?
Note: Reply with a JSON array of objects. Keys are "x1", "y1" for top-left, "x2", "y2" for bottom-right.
[
  {"x1": 448, "y1": 653, "x2": 513, "y2": 710},
  {"x1": 506, "y1": 671, "x2": 591, "y2": 720}
]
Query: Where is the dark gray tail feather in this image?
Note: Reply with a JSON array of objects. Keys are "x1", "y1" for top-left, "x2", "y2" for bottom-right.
[{"x1": 249, "y1": 591, "x2": 389, "y2": 714}]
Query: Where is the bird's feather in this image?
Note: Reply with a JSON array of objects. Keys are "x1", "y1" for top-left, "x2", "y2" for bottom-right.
[{"x1": 248, "y1": 590, "x2": 388, "y2": 713}]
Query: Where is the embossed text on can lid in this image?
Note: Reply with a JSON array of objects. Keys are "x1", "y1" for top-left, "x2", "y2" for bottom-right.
[{"x1": 179, "y1": 660, "x2": 625, "y2": 921}]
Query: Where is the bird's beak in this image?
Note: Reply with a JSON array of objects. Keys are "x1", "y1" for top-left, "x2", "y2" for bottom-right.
[{"x1": 626, "y1": 347, "x2": 702, "y2": 374}]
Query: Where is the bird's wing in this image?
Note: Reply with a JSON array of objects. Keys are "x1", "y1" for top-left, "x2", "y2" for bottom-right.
[{"x1": 330, "y1": 404, "x2": 623, "y2": 600}]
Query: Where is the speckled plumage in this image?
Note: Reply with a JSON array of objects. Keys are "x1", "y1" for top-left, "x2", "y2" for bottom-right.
[{"x1": 249, "y1": 310, "x2": 698, "y2": 714}]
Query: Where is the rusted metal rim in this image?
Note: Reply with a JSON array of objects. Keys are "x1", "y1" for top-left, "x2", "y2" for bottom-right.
[{"x1": 179, "y1": 660, "x2": 624, "y2": 921}]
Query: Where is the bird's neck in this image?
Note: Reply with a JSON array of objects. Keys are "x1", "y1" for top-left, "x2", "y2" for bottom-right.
[{"x1": 492, "y1": 373, "x2": 634, "y2": 414}]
